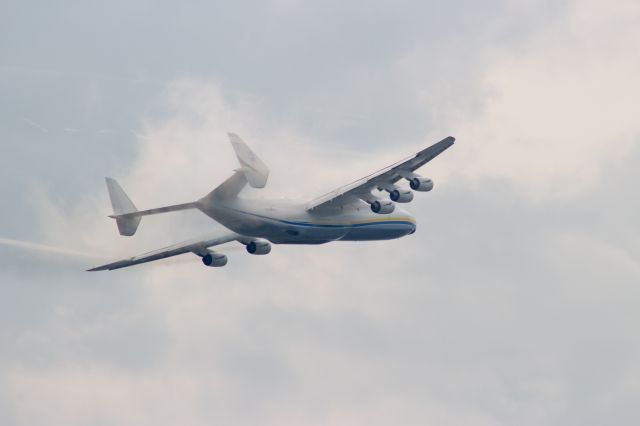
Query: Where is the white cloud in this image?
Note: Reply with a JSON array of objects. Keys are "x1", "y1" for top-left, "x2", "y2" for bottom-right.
[
  {"x1": 3, "y1": 1, "x2": 640, "y2": 425},
  {"x1": 438, "y1": 0, "x2": 640, "y2": 200},
  {"x1": 6, "y1": 74, "x2": 640, "y2": 425},
  {"x1": 7, "y1": 368, "x2": 203, "y2": 426}
]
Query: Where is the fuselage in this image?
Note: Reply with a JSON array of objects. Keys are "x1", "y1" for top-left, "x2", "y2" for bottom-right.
[{"x1": 197, "y1": 197, "x2": 416, "y2": 244}]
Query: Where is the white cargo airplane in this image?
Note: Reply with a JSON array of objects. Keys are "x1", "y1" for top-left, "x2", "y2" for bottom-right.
[{"x1": 89, "y1": 134, "x2": 454, "y2": 271}]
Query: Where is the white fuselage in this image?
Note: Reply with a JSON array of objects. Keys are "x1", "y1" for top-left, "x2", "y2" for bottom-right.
[{"x1": 197, "y1": 197, "x2": 417, "y2": 244}]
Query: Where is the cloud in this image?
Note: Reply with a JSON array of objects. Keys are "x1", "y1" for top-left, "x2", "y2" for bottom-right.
[
  {"x1": 2, "y1": 1, "x2": 640, "y2": 425},
  {"x1": 7, "y1": 368, "x2": 203, "y2": 426},
  {"x1": 5, "y1": 74, "x2": 635, "y2": 425},
  {"x1": 443, "y1": 0, "x2": 640, "y2": 200}
]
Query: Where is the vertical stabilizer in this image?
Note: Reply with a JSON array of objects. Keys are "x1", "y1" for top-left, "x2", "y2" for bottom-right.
[
  {"x1": 105, "y1": 178, "x2": 141, "y2": 236},
  {"x1": 228, "y1": 133, "x2": 269, "y2": 188}
]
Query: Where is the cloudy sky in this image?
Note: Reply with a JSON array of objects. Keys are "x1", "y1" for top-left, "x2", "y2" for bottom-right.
[{"x1": 1, "y1": 0, "x2": 640, "y2": 424}]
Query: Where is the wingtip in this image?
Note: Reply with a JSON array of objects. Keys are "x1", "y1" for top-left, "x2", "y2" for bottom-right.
[{"x1": 87, "y1": 264, "x2": 112, "y2": 272}]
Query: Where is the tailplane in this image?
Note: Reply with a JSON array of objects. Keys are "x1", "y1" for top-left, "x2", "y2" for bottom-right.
[
  {"x1": 105, "y1": 178, "x2": 198, "y2": 236},
  {"x1": 105, "y1": 134, "x2": 267, "y2": 236},
  {"x1": 105, "y1": 178, "x2": 141, "y2": 236}
]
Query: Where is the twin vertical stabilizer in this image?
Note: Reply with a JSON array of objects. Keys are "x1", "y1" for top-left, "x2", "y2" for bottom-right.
[
  {"x1": 105, "y1": 133, "x2": 268, "y2": 236},
  {"x1": 228, "y1": 133, "x2": 269, "y2": 188},
  {"x1": 105, "y1": 178, "x2": 141, "y2": 236}
]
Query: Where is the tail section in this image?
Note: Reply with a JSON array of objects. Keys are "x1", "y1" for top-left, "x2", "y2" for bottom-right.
[
  {"x1": 228, "y1": 133, "x2": 269, "y2": 188},
  {"x1": 105, "y1": 178, "x2": 141, "y2": 236}
]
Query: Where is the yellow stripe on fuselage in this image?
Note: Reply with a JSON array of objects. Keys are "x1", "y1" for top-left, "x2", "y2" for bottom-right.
[{"x1": 309, "y1": 216, "x2": 416, "y2": 226}]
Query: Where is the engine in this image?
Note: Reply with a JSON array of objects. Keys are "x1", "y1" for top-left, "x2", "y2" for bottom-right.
[
  {"x1": 409, "y1": 177, "x2": 434, "y2": 192},
  {"x1": 371, "y1": 200, "x2": 395, "y2": 214},
  {"x1": 246, "y1": 240, "x2": 271, "y2": 255},
  {"x1": 389, "y1": 189, "x2": 414, "y2": 203},
  {"x1": 202, "y1": 251, "x2": 228, "y2": 267}
]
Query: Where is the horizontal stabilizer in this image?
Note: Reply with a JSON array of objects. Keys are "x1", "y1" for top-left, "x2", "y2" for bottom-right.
[{"x1": 109, "y1": 202, "x2": 197, "y2": 220}]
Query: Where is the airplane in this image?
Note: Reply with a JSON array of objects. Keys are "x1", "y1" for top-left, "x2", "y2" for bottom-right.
[{"x1": 89, "y1": 133, "x2": 454, "y2": 271}]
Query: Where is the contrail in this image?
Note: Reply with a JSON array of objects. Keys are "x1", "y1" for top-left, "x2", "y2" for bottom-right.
[
  {"x1": 0, "y1": 237, "x2": 246, "y2": 267},
  {"x1": 0, "y1": 237, "x2": 106, "y2": 259}
]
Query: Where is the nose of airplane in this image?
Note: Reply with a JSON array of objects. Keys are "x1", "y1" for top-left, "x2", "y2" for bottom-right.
[
  {"x1": 406, "y1": 217, "x2": 417, "y2": 234},
  {"x1": 395, "y1": 206, "x2": 417, "y2": 234}
]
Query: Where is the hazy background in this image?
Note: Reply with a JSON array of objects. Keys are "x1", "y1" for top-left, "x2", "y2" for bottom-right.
[{"x1": 1, "y1": 1, "x2": 639, "y2": 425}]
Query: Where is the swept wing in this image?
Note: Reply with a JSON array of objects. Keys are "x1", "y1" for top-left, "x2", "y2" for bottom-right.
[
  {"x1": 307, "y1": 136, "x2": 455, "y2": 210},
  {"x1": 88, "y1": 231, "x2": 241, "y2": 271}
]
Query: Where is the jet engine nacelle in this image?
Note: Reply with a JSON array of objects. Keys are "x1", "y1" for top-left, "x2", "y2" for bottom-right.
[
  {"x1": 247, "y1": 240, "x2": 271, "y2": 255},
  {"x1": 390, "y1": 189, "x2": 414, "y2": 203},
  {"x1": 409, "y1": 177, "x2": 434, "y2": 192},
  {"x1": 202, "y1": 251, "x2": 228, "y2": 267},
  {"x1": 371, "y1": 200, "x2": 395, "y2": 214}
]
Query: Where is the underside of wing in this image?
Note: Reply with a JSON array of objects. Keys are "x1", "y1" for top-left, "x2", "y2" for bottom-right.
[
  {"x1": 88, "y1": 231, "x2": 241, "y2": 271},
  {"x1": 307, "y1": 136, "x2": 455, "y2": 210}
]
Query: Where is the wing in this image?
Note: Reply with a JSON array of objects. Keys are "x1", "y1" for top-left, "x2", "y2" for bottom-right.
[
  {"x1": 307, "y1": 136, "x2": 455, "y2": 210},
  {"x1": 88, "y1": 231, "x2": 241, "y2": 271}
]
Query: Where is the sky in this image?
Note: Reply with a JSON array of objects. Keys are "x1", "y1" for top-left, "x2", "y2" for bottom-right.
[{"x1": 1, "y1": 0, "x2": 640, "y2": 424}]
